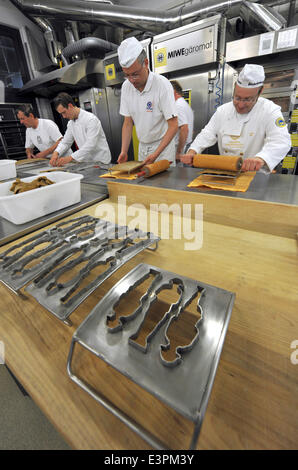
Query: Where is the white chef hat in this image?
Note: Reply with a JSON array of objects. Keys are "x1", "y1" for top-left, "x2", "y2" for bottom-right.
[
  {"x1": 237, "y1": 64, "x2": 265, "y2": 88},
  {"x1": 118, "y1": 37, "x2": 143, "y2": 68}
]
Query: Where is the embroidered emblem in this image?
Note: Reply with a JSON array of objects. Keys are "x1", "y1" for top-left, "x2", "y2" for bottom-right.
[
  {"x1": 146, "y1": 101, "x2": 153, "y2": 112},
  {"x1": 275, "y1": 117, "x2": 286, "y2": 128},
  {"x1": 229, "y1": 135, "x2": 240, "y2": 140}
]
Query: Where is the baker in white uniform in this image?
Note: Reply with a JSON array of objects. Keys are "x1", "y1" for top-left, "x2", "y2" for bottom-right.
[
  {"x1": 171, "y1": 80, "x2": 194, "y2": 161},
  {"x1": 117, "y1": 37, "x2": 178, "y2": 166},
  {"x1": 50, "y1": 92, "x2": 111, "y2": 167},
  {"x1": 181, "y1": 64, "x2": 291, "y2": 172},
  {"x1": 17, "y1": 104, "x2": 71, "y2": 159}
]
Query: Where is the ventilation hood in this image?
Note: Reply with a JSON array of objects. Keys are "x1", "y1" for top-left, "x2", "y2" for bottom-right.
[
  {"x1": 18, "y1": 58, "x2": 105, "y2": 98},
  {"x1": 13, "y1": 0, "x2": 286, "y2": 34}
]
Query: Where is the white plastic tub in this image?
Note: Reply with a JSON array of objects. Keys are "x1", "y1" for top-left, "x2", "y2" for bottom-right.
[
  {"x1": 0, "y1": 172, "x2": 84, "y2": 225},
  {"x1": 0, "y1": 160, "x2": 16, "y2": 181}
]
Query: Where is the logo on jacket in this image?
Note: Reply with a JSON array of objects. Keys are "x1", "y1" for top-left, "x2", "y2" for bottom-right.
[
  {"x1": 146, "y1": 101, "x2": 153, "y2": 112},
  {"x1": 275, "y1": 117, "x2": 286, "y2": 127}
]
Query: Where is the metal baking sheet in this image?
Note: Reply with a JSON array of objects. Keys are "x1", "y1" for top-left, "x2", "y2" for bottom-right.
[{"x1": 68, "y1": 263, "x2": 235, "y2": 426}]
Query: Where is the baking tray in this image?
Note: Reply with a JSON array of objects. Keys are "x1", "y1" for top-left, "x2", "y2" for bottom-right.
[{"x1": 67, "y1": 263, "x2": 235, "y2": 449}]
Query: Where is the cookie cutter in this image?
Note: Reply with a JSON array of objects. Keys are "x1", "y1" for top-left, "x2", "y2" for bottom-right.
[
  {"x1": 106, "y1": 271, "x2": 204, "y2": 368},
  {"x1": 159, "y1": 291, "x2": 203, "y2": 368},
  {"x1": 25, "y1": 230, "x2": 159, "y2": 324},
  {"x1": 0, "y1": 216, "x2": 109, "y2": 293},
  {"x1": 67, "y1": 263, "x2": 235, "y2": 449}
]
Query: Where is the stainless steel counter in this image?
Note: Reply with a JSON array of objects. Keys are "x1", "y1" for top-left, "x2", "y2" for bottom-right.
[
  {"x1": 95, "y1": 166, "x2": 298, "y2": 206},
  {"x1": 2, "y1": 161, "x2": 297, "y2": 247},
  {"x1": 17, "y1": 160, "x2": 298, "y2": 207}
]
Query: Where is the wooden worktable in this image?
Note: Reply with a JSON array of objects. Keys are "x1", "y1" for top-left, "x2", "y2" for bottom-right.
[{"x1": 0, "y1": 181, "x2": 297, "y2": 449}]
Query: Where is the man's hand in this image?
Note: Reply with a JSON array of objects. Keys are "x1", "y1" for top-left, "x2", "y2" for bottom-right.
[
  {"x1": 56, "y1": 156, "x2": 74, "y2": 167},
  {"x1": 241, "y1": 157, "x2": 265, "y2": 172},
  {"x1": 50, "y1": 151, "x2": 59, "y2": 167},
  {"x1": 143, "y1": 154, "x2": 157, "y2": 166},
  {"x1": 26, "y1": 151, "x2": 35, "y2": 159},
  {"x1": 117, "y1": 152, "x2": 128, "y2": 164},
  {"x1": 180, "y1": 153, "x2": 194, "y2": 166},
  {"x1": 35, "y1": 151, "x2": 47, "y2": 159}
]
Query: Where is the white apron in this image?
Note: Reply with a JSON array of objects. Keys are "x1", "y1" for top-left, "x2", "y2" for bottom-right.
[{"x1": 138, "y1": 139, "x2": 176, "y2": 166}]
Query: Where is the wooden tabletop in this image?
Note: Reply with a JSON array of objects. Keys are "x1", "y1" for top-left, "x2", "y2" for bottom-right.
[{"x1": 0, "y1": 181, "x2": 297, "y2": 449}]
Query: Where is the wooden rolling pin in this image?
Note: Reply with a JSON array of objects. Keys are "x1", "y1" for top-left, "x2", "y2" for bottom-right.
[
  {"x1": 138, "y1": 159, "x2": 170, "y2": 177},
  {"x1": 193, "y1": 154, "x2": 243, "y2": 171}
]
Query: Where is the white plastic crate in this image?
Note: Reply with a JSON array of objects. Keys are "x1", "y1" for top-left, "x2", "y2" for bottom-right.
[
  {"x1": 0, "y1": 160, "x2": 16, "y2": 181},
  {"x1": 0, "y1": 172, "x2": 84, "y2": 225}
]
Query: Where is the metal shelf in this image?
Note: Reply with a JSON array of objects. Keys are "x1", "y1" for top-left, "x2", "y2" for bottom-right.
[{"x1": 0, "y1": 119, "x2": 26, "y2": 160}]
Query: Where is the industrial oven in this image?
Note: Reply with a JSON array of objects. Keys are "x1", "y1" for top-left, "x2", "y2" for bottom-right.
[{"x1": 151, "y1": 15, "x2": 237, "y2": 142}]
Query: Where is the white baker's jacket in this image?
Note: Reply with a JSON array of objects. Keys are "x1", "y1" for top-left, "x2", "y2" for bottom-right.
[
  {"x1": 120, "y1": 71, "x2": 177, "y2": 164},
  {"x1": 56, "y1": 109, "x2": 111, "y2": 164},
  {"x1": 190, "y1": 97, "x2": 291, "y2": 172}
]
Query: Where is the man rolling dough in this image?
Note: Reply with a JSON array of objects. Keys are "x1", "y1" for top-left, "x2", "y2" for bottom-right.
[{"x1": 180, "y1": 64, "x2": 291, "y2": 172}]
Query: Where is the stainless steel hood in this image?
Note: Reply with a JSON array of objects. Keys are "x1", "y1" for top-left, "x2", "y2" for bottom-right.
[
  {"x1": 12, "y1": 0, "x2": 286, "y2": 34},
  {"x1": 18, "y1": 58, "x2": 105, "y2": 98}
]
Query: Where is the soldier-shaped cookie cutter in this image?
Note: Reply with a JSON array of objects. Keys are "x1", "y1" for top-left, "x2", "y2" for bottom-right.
[
  {"x1": 67, "y1": 263, "x2": 235, "y2": 449},
  {"x1": 25, "y1": 228, "x2": 159, "y2": 324},
  {"x1": 107, "y1": 272, "x2": 204, "y2": 368}
]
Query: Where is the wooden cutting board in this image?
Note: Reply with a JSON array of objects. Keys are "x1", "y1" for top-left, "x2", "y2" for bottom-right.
[{"x1": 109, "y1": 161, "x2": 144, "y2": 174}]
